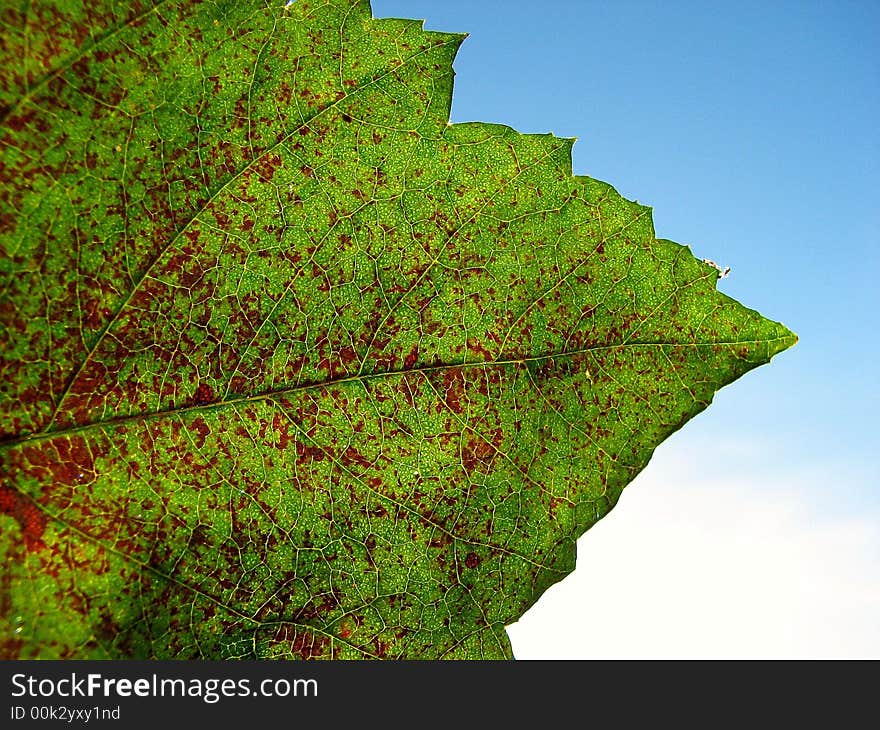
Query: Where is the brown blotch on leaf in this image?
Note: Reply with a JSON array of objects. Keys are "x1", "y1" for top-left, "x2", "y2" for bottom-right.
[
  {"x1": 189, "y1": 417, "x2": 211, "y2": 449},
  {"x1": 440, "y1": 368, "x2": 466, "y2": 414},
  {"x1": 0, "y1": 486, "x2": 47, "y2": 551},
  {"x1": 465, "y1": 552, "x2": 481, "y2": 569},
  {"x1": 192, "y1": 382, "x2": 215, "y2": 406},
  {"x1": 404, "y1": 345, "x2": 419, "y2": 369}
]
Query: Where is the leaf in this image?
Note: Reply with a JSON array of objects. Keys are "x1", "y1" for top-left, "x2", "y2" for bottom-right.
[{"x1": 0, "y1": 0, "x2": 795, "y2": 659}]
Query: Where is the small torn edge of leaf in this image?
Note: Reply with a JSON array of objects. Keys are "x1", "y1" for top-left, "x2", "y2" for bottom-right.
[{"x1": 702, "y1": 258, "x2": 731, "y2": 279}]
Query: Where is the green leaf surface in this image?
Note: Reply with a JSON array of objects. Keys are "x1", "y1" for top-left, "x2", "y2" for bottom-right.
[{"x1": 0, "y1": 0, "x2": 794, "y2": 659}]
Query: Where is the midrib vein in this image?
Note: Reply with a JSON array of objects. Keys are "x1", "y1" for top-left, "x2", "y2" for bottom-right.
[{"x1": 1, "y1": 335, "x2": 794, "y2": 450}]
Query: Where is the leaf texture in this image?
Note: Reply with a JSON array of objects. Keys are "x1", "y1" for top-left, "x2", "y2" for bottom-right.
[{"x1": 0, "y1": 0, "x2": 795, "y2": 658}]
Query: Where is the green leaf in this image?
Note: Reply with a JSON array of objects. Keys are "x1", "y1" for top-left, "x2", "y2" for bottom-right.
[{"x1": 0, "y1": 0, "x2": 794, "y2": 659}]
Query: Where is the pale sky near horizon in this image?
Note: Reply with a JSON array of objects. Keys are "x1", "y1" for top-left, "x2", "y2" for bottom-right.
[{"x1": 371, "y1": 0, "x2": 880, "y2": 658}]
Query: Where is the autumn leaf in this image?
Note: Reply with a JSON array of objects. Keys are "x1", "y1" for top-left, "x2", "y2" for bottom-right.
[{"x1": 0, "y1": 0, "x2": 794, "y2": 659}]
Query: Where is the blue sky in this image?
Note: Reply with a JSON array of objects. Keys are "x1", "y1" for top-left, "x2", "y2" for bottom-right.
[{"x1": 372, "y1": 0, "x2": 879, "y2": 657}]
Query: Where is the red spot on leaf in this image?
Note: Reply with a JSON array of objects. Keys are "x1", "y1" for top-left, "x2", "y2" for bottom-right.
[
  {"x1": 190, "y1": 417, "x2": 211, "y2": 449},
  {"x1": 193, "y1": 383, "x2": 215, "y2": 406},
  {"x1": 339, "y1": 346, "x2": 358, "y2": 366},
  {"x1": 254, "y1": 153, "x2": 282, "y2": 182},
  {"x1": 466, "y1": 338, "x2": 492, "y2": 360},
  {"x1": 340, "y1": 446, "x2": 371, "y2": 469},
  {"x1": 442, "y1": 368, "x2": 466, "y2": 414},
  {"x1": 404, "y1": 345, "x2": 419, "y2": 369},
  {"x1": 461, "y1": 428, "x2": 502, "y2": 475},
  {"x1": 0, "y1": 486, "x2": 47, "y2": 551}
]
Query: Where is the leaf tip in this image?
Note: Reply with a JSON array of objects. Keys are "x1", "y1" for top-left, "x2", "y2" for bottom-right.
[
  {"x1": 776, "y1": 325, "x2": 798, "y2": 354},
  {"x1": 758, "y1": 319, "x2": 798, "y2": 363}
]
